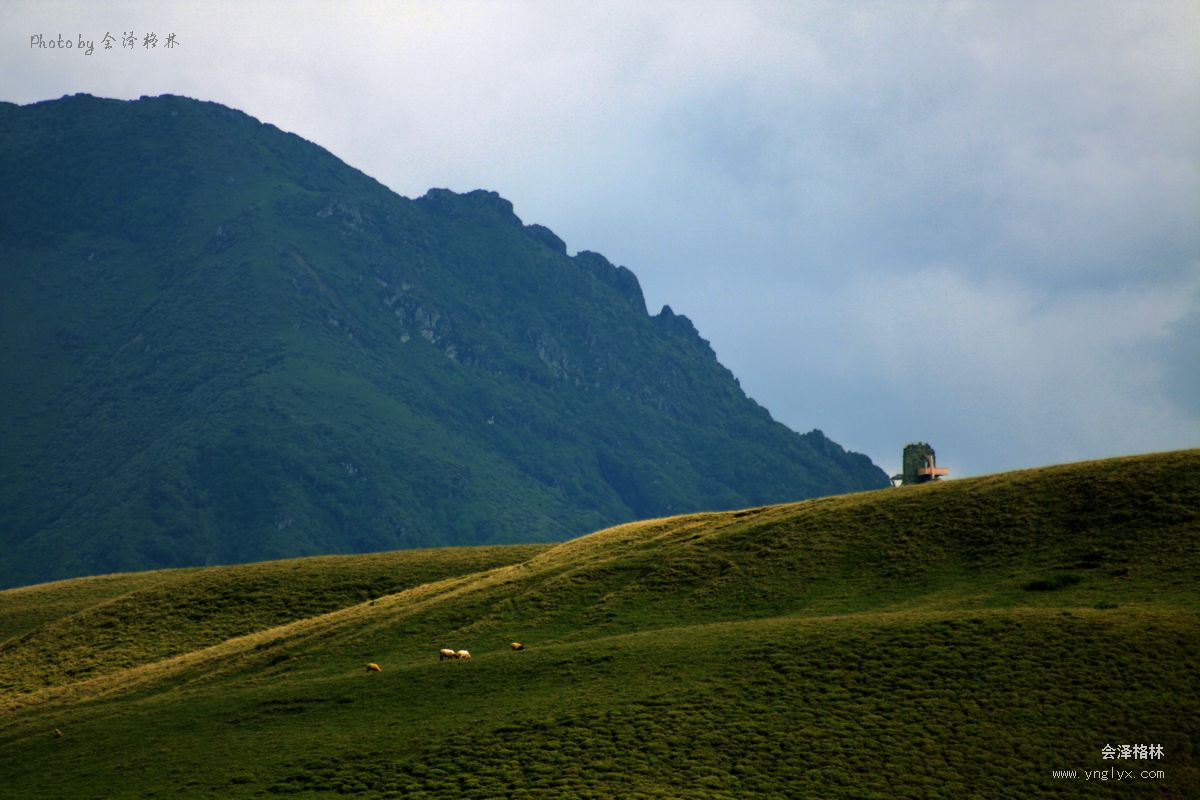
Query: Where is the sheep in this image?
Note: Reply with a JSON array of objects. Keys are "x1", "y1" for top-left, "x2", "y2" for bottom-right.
[
  {"x1": 439, "y1": 648, "x2": 458, "y2": 661},
  {"x1": 366, "y1": 662, "x2": 382, "y2": 672},
  {"x1": 510, "y1": 642, "x2": 524, "y2": 651},
  {"x1": 455, "y1": 650, "x2": 471, "y2": 660}
]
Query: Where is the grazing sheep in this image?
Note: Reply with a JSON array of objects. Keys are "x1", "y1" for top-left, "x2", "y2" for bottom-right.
[
  {"x1": 366, "y1": 662, "x2": 382, "y2": 672},
  {"x1": 439, "y1": 648, "x2": 458, "y2": 661},
  {"x1": 510, "y1": 642, "x2": 524, "y2": 651},
  {"x1": 456, "y1": 650, "x2": 471, "y2": 660}
]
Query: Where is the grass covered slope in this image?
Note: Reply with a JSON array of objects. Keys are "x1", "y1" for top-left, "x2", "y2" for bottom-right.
[
  {"x1": 0, "y1": 450, "x2": 1197, "y2": 798},
  {"x1": 0, "y1": 544, "x2": 547, "y2": 696}
]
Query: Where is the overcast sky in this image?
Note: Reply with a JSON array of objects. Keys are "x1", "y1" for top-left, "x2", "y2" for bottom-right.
[{"x1": 6, "y1": 0, "x2": 1198, "y2": 478}]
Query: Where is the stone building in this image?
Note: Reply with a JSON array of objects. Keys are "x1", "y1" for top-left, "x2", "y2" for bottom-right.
[{"x1": 893, "y1": 442, "x2": 949, "y2": 486}]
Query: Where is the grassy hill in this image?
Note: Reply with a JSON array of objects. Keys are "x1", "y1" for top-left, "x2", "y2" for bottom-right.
[{"x1": 0, "y1": 450, "x2": 1197, "y2": 798}]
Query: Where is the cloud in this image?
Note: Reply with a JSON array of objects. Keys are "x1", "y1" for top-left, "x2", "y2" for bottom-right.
[
  {"x1": 1154, "y1": 291, "x2": 1200, "y2": 419},
  {"x1": 699, "y1": 262, "x2": 1200, "y2": 476}
]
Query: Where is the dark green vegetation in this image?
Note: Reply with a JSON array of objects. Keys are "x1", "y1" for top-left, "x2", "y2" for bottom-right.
[
  {"x1": 0, "y1": 93, "x2": 887, "y2": 588},
  {"x1": 1, "y1": 450, "x2": 1197, "y2": 798}
]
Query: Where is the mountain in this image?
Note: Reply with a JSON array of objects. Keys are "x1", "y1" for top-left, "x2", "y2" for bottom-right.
[
  {"x1": 0, "y1": 93, "x2": 889, "y2": 588},
  {"x1": 1, "y1": 450, "x2": 1196, "y2": 797}
]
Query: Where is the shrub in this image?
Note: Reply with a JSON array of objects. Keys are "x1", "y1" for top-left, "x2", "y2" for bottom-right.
[{"x1": 1023, "y1": 574, "x2": 1081, "y2": 592}]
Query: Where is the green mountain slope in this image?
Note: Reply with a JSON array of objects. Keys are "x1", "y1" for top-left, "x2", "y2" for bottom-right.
[
  {"x1": 1, "y1": 450, "x2": 1196, "y2": 798},
  {"x1": 0, "y1": 93, "x2": 887, "y2": 589}
]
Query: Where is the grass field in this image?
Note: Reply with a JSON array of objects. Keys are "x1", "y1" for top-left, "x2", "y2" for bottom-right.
[{"x1": 1, "y1": 449, "x2": 1197, "y2": 798}]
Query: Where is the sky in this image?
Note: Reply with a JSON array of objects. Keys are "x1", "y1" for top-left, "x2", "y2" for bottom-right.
[{"x1": 5, "y1": 0, "x2": 1198, "y2": 478}]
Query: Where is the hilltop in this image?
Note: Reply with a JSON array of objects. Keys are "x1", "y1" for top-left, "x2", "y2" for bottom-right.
[
  {"x1": 0, "y1": 450, "x2": 1196, "y2": 797},
  {"x1": 0, "y1": 93, "x2": 887, "y2": 588}
]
